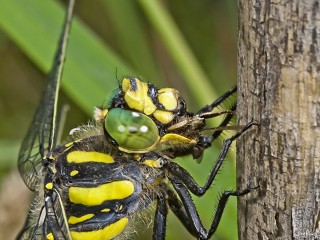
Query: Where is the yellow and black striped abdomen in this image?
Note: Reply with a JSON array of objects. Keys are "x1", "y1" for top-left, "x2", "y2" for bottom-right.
[{"x1": 51, "y1": 136, "x2": 163, "y2": 240}]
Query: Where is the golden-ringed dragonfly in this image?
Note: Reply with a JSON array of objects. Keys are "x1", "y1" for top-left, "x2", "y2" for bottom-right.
[{"x1": 17, "y1": 1, "x2": 256, "y2": 239}]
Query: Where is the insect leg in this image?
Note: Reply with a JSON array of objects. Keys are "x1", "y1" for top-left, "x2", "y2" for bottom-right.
[
  {"x1": 168, "y1": 173, "x2": 256, "y2": 239},
  {"x1": 196, "y1": 86, "x2": 237, "y2": 115},
  {"x1": 206, "y1": 187, "x2": 256, "y2": 239},
  {"x1": 164, "y1": 184, "x2": 198, "y2": 237},
  {"x1": 152, "y1": 183, "x2": 200, "y2": 239},
  {"x1": 152, "y1": 190, "x2": 168, "y2": 240},
  {"x1": 193, "y1": 104, "x2": 236, "y2": 159},
  {"x1": 167, "y1": 174, "x2": 208, "y2": 239},
  {"x1": 168, "y1": 121, "x2": 256, "y2": 196}
]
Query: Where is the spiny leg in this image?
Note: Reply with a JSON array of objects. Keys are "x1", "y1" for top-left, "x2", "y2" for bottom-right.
[
  {"x1": 153, "y1": 182, "x2": 213, "y2": 240},
  {"x1": 167, "y1": 172, "x2": 256, "y2": 239},
  {"x1": 193, "y1": 104, "x2": 236, "y2": 159},
  {"x1": 152, "y1": 190, "x2": 168, "y2": 240},
  {"x1": 169, "y1": 121, "x2": 256, "y2": 196},
  {"x1": 155, "y1": 119, "x2": 256, "y2": 240},
  {"x1": 196, "y1": 86, "x2": 237, "y2": 144},
  {"x1": 167, "y1": 174, "x2": 207, "y2": 239},
  {"x1": 207, "y1": 104, "x2": 236, "y2": 143},
  {"x1": 153, "y1": 184, "x2": 198, "y2": 240},
  {"x1": 206, "y1": 187, "x2": 256, "y2": 239},
  {"x1": 194, "y1": 87, "x2": 238, "y2": 159},
  {"x1": 196, "y1": 86, "x2": 237, "y2": 115}
]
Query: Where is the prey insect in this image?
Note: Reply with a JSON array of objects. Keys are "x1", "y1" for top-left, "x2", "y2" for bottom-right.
[{"x1": 17, "y1": 1, "x2": 255, "y2": 239}]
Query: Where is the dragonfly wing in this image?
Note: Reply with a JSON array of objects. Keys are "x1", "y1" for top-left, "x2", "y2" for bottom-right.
[{"x1": 17, "y1": 0, "x2": 75, "y2": 191}]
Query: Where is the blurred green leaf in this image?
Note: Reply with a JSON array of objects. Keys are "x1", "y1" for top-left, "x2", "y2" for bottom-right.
[
  {"x1": 0, "y1": 140, "x2": 20, "y2": 169},
  {"x1": 0, "y1": 0, "x2": 135, "y2": 115},
  {"x1": 101, "y1": 0, "x2": 162, "y2": 83}
]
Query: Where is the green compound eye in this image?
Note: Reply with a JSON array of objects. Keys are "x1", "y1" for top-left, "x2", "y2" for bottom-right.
[{"x1": 104, "y1": 108, "x2": 160, "y2": 153}]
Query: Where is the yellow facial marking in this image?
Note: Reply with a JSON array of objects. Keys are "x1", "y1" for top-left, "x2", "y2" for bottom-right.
[
  {"x1": 46, "y1": 233, "x2": 54, "y2": 240},
  {"x1": 122, "y1": 78, "x2": 156, "y2": 115},
  {"x1": 45, "y1": 182, "x2": 53, "y2": 190},
  {"x1": 153, "y1": 110, "x2": 174, "y2": 124},
  {"x1": 69, "y1": 180, "x2": 134, "y2": 206},
  {"x1": 121, "y1": 77, "x2": 131, "y2": 91},
  {"x1": 68, "y1": 214, "x2": 94, "y2": 225},
  {"x1": 70, "y1": 218, "x2": 128, "y2": 240},
  {"x1": 158, "y1": 88, "x2": 179, "y2": 111},
  {"x1": 160, "y1": 133, "x2": 196, "y2": 145},
  {"x1": 155, "y1": 133, "x2": 197, "y2": 152},
  {"x1": 102, "y1": 109, "x2": 109, "y2": 117},
  {"x1": 67, "y1": 151, "x2": 114, "y2": 164}
]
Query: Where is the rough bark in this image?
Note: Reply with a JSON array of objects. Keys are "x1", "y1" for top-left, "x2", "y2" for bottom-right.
[{"x1": 237, "y1": 0, "x2": 320, "y2": 239}]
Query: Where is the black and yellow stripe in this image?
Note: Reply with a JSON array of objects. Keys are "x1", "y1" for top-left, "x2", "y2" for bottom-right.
[{"x1": 48, "y1": 135, "x2": 164, "y2": 240}]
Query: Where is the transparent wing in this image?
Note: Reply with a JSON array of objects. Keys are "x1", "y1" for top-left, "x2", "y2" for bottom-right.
[
  {"x1": 16, "y1": 206, "x2": 45, "y2": 240},
  {"x1": 18, "y1": 0, "x2": 75, "y2": 191},
  {"x1": 44, "y1": 189, "x2": 72, "y2": 240},
  {"x1": 17, "y1": 190, "x2": 71, "y2": 240}
]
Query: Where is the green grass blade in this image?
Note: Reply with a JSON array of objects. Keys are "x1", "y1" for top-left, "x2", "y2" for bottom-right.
[
  {"x1": 101, "y1": 0, "x2": 162, "y2": 83},
  {"x1": 138, "y1": 0, "x2": 218, "y2": 107},
  {"x1": 0, "y1": 0, "x2": 136, "y2": 114}
]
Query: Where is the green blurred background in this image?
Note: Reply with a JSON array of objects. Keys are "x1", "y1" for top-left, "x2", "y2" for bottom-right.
[{"x1": 0, "y1": 0, "x2": 238, "y2": 239}]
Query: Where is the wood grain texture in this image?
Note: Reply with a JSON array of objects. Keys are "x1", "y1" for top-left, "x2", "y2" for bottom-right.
[{"x1": 237, "y1": 0, "x2": 320, "y2": 239}]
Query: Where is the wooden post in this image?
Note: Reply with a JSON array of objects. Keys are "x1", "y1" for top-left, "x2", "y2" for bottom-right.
[{"x1": 237, "y1": 0, "x2": 320, "y2": 239}]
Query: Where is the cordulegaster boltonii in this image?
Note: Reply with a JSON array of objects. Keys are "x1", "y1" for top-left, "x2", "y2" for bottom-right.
[{"x1": 17, "y1": 0, "x2": 256, "y2": 239}]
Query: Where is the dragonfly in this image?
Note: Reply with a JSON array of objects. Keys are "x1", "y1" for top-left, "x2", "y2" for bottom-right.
[{"x1": 17, "y1": 0, "x2": 255, "y2": 239}]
